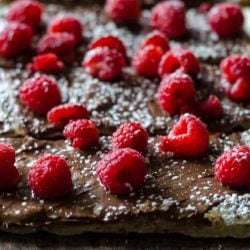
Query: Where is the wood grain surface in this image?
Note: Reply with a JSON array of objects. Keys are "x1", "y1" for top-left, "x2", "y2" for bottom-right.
[{"x1": 0, "y1": 232, "x2": 250, "y2": 250}]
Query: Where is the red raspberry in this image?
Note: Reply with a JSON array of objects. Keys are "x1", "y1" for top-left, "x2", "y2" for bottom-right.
[
  {"x1": 89, "y1": 35, "x2": 127, "y2": 57},
  {"x1": 63, "y1": 119, "x2": 99, "y2": 149},
  {"x1": 157, "y1": 73, "x2": 196, "y2": 115},
  {"x1": 221, "y1": 77, "x2": 250, "y2": 102},
  {"x1": 28, "y1": 155, "x2": 72, "y2": 199},
  {"x1": 19, "y1": 75, "x2": 62, "y2": 115},
  {"x1": 198, "y1": 2, "x2": 212, "y2": 13},
  {"x1": 139, "y1": 31, "x2": 170, "y2": 52},
  {"x1": 112, "y1": 122, "x2": 148, "y2": 153},
  {"x1": 105, "y1": 0, "x2": 141, "y2": 23},
  {"x1": 48, "y1": 15, "x2": 83, "y2": 43},
  {"x1": 28, "y1": 53, "x2": 64, "y2": 73},
  {"x1": 215, "y1": 146, "x2": 250, "y2": 189},
  {"x1": 200, "y1": 95, "x2": 223, "y2": 119},
  {"x1": 0, "y1": 22, "x2": 33, "y2": 58},
  {"x1": 0, "y1": 143, "x2": 16, "y2": 167},
  {"x1": 37, "y1": 32, "x2": 77, "y2": 61},
  {"x1": 83, "y1": 47, "x2": 125, "y2": 81},
  {"x1": 159, "y1": 113, "x2": 209, "y2": 157},
  {"x1": 151, "y1": 0, "x2": 187, "y2": 39},
  {"x1": 96, "y1": 148, "x2": 147, "y2": 195},
  {"x1": 132, "y1": 45, "x2": 164, "y2": 78},
  {"x1": 159, "y1": 48, "x2": 200, "y2": 78},
  {"x1": 208, "y1": 3, "x2": 244, "y2": 37},
  {"x1": 47, "y1": 103, "x2": 90, "y2": 128},
  {"x1": 220, "y1": 55, "x2": 250, "y2": 84},
  {"x1": 0, "y1": 143, "x2": 20, "y2": 189},
  {"x1": 6, "y1": 0, "x2": 43, "y2": 28}
]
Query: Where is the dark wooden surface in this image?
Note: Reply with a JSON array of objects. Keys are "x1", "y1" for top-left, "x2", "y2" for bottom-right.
[{"x1": 0, "y1": 232, "x2": 250, "y2": 249}]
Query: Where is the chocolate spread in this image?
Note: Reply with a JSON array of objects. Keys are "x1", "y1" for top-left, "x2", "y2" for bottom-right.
[{"x1": 0, "y1": 1, "x2": 249, "y2": 234}]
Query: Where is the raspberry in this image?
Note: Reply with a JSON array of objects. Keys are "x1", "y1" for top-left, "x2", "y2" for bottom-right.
[
  {"x1": 220, "y1": 55, "x2": 250, "y2": 84},
  {"x1": 83, "y1": 47, "x2": 125, "y2": 81},
  {"x1": 132, "y1": 45, "x2": 164, "y2": 78},
  {"x1": 157, "y1": 73, "x2": 196, "y2": 115},
  {"x1": 6, "y1": 0, "x2": 43, "y2": 28},
  {"x1": 220, "y1": 55, "x2": 250, "y2": 101},
  {"x1": 105, "y1": 0, "x2": 141, "y2": 23},
  {"x1": 28, "y1": 155, "x2": 72, "y2": 199},
  {"x1": 89, "y1": 35, "x2": 127, "y2": 57},
  {"x1": 0, "y1": 22, "x2": 33, "y2": 58},
  {"x1": 63, "y1": 119, "x2": 99, "y2": 149},
  {"x1": 215, "y1": 146, "x2": 250, "y2": 189},
  {"x1": 47, "y1": 103, "x2": 90, "y2": 128},
  {"x1": 28, "y1": 53, "x2": 64, "y2": 73},
  {"x1": 139, "y1": 31, "x2": 170, "y2": 52},
  {"x1": 159, "y1": 48, "x2": 200, "y2": 78},
  {"x1": 0, "y1": 143, "x2": 20, "y2": 189},
  {"x1": 159, "y1": 113, "x2": 209, "y2": 157},
  {"x1": 48, "y1": 15, "x2": 83, "y2": 43},
  {"x1": 200, "y1": 95, "x2": 223, "y2": 119},
  {"x1": 96, "y1": 148, "x2": 147, "y2": 195},
  {"x1": 151, "y1": 0, "x2": 187, "y2": 39},
  {"x1": 0, "y1": 143, "x2": 16, "y2": 167},
  {"x1": 112, "y1": 122, "x2": 148, "y2": 153},
  {"x1": 198, "y1": 2, "x2": 212, "y2": 13},
  {"x1": 37, "y1": 32, "x2": 77, "y2": 61},
  {"x1": 19, "y1": 75, "x2": 62, "y2": 115},
  {"x1": 208, "y1": 3, "x2": 244, "y2": 37},
  {"x1": 221, "y1": 77, "x2": 250, "y2": 102}
]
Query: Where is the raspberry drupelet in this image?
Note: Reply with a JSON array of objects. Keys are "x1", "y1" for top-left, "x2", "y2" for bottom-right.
[
  {"x1": 6, "y1": 0, "x2": 43, "y2": 29},
  {"x1": 208, "y1": 3, "x2": 244, "y2": 37},
  {"x1": 159, "y1": 48, "x2": 200, "y2": 79},
  {"x1": 83, "y1": 47, "x2": 125, "y2": 81},
  {"x1": 0, "y1": 22, "x2": 33, "y2": 58},
  {"x1": 48, "y1": 15, "x2": 83, "y2": 43},
  {"x1": 0, "y1": 143, "x2": 20, "y2": 190},
  {"x1": 47, "y1": 103, "x2": 90, "y2": 128},
  {"x1": 28, "y1": 53, "x2": 64, "y2": 73},
  {"x1": 105, "y1": 0, "x2": 141, "y2": 23},
  {"x1": 159, "y1": 113, "x2": 209, "y2": 157},
  {"x1": 19, "y1": 75, "x2": 62, "y2": 115},
  {"x1": 112, "y1": 122, "x2": 149, "y2": 153},
  {"x1": 151, "y1": 0, "x2": 187, "y2": 39},
  {"x1": 28, "y1": 155, "x2": 72, "y2": 199},
  {"x1": 96, "y1": 148, "x2": 147, "y2": 195},
  {"x1": 157, "y1": 73, "x2": 196, "y2": 115},
  {"x1": 64, "y1": 119, "x2": 99, "y2": 149},
  {"x1": 215, "y1": 146, "x2": 250, "y2": 189},
  {"x1": 89, "y1": 35, "x2": 127, "y2": 57}
]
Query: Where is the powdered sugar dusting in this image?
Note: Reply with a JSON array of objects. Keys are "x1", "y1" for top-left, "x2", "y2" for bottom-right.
[{"x1": 207, "y1": 194, "x2": 250, "y2": 225}]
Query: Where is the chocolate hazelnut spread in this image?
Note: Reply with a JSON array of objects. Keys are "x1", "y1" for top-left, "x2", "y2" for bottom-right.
[
  {"x1": 0, "y1": 131, "x2": 248, "y2": 234},
  {"x1": 0, "y1": 1, "x2": 249, "y2": 236},
  {"x1": 0, "y1": 3, "x2": 250, "y2": 139}
]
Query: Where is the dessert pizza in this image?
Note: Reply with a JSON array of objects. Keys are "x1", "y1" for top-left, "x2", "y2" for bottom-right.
[{"x1": 0, "y1": 0, "x2": 249, "y2": 237}]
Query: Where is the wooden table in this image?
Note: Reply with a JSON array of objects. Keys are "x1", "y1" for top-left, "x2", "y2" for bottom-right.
[{"x1": 1, "y1": 232, "x2": 250, "y2": 249}]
